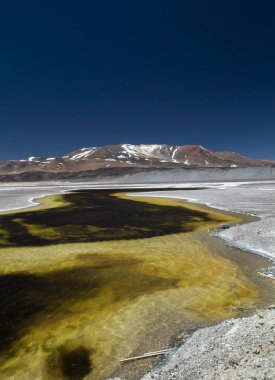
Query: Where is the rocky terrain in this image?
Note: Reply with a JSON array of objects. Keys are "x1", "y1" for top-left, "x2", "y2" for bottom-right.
[
  {"x1": 138, "y1": 306, "x2": 275, "y2": 380},
  {"x1": 1, "y1": 144, "x2": 275, "y2": 182}
]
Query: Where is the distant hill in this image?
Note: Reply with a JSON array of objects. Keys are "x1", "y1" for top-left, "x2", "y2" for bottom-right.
[
  {"x1": 1, "y1": 145, "x2": 274, "y2": 179},
  {"x1": 0, "y1": 144, "x2": 274, "y2": 182}
]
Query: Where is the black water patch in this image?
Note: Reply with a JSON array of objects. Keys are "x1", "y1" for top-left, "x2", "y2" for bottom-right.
[
  {"x1": 0, "y1": 189, "x2": 214, "y2": 248},
  {"x1": 1, "y1": 218, "x2": 50, "y2": 246},
  {"x1": 0, "y1": 255, "x2": 179, "y2": 353},
  {"x1": 46, "y1": 346, "x2": 93, "y2": 380},
  {"x1": 60, "y1": 347, "x2": 92, "y2": 380},
  {"x1": 0, "y1": 271, "x2": 95, "y2": 353}
]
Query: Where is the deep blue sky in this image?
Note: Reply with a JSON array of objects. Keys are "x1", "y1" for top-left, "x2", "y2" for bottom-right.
[{"x1": 1, "y1": 1, "x2": 274, "y2": 159}]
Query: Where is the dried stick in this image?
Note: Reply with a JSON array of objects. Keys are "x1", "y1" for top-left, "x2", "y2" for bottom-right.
[{"x1": 120, "y1": 349, "x2": 172, "y2": 363}]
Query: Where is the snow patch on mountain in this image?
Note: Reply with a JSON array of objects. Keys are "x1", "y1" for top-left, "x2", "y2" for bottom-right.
[
  {"x1": 68, "y1": 147, "x2": 97, "y2": 160},
  {"x1": 121, "y1": 144, "x2": 166, "y2": 159},
  {"x1": 171, "y1": 146, "x2": 180, "y2": 159}
]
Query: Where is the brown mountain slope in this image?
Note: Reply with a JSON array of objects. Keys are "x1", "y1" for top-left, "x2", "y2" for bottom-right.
[{"x1": 0, "y1": 144, "x2": 274, "y2": 175}]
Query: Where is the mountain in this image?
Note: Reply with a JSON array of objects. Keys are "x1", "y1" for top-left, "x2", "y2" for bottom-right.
[{"x1": 0, "y1": 145, "x2": 274, "y2": 178}]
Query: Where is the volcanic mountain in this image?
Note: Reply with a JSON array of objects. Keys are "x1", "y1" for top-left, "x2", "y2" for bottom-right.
[{"x1": 0, "y1": 145, "x2": 274, "y2": 178}]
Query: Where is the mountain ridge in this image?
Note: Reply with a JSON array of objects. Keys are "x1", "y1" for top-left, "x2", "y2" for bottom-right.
[{"x1": 0, "y1": 144, "x2": 274, "y2": 177}]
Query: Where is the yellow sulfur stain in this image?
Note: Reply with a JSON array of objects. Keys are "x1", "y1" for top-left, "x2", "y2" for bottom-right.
[{"x1": 0, "y1": 192, "x2": 260, "y2": 380}]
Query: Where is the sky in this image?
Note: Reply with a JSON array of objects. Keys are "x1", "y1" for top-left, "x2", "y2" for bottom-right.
[{"x1": 1, "y1": 0, "x2": 275, "y2": 160}]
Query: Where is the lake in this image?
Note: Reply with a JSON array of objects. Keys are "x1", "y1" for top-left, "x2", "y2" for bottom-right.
[{"x1": 0, "y1": 189, "x2": 269, "y2": 380}]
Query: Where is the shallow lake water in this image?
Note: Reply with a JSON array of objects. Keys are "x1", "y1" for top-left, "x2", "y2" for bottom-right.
[{"x1": 0, "y1": 189, "x2": 268, "y2": 379}]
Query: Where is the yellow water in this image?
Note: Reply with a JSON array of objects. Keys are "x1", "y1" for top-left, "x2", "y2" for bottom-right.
[{"x1": 0, "y1": 192, "x2": 259, "y2": 380}]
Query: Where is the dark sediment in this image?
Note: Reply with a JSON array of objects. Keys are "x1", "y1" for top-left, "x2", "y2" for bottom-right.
[{"x1": 0, "y1": 189, "x2": 213, "y2": 248}]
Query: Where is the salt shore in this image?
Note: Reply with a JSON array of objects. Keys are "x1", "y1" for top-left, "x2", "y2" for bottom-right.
[
  {"x1": 128, "y1": 180, "x2": 275, "y2": 262},
  {"x1": 0, "y1": 180, "x2": 274, "y2": 380}
]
